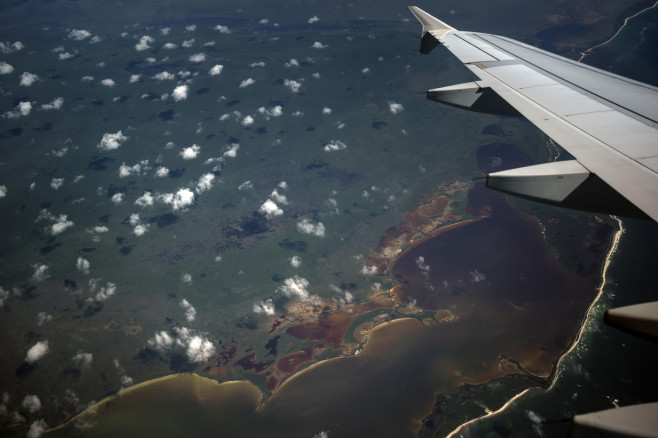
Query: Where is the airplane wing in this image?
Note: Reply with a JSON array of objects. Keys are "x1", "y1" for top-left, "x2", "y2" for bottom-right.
[{"x1": 408, "y1": 6, "x2": 658, "y2": 222}]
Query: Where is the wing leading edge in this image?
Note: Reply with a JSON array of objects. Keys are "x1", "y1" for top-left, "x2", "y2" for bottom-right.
[{"x1": 408, "y1": 6, "x2": 658, "y2": 222}]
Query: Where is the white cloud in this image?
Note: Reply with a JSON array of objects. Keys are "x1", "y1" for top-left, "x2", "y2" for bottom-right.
[
  {"x1": 81, "y1": 75, "x2": 94, "y2": 81},
  {"x1": 100, "y1": 78, "x2": 115, "y2": 87},
  {"x1": 148, "y1": 327, "x2": 215, "y2": 363},
  {"x1": 361, "y1": 67, "x2": 370, "y2": 74},
  {"x1": 129, "y1": 74, "x2": 141, "y2": 83},
  {"x1": 0, "y1": 61, "x2": 13, "y2": 74},
  {"x1": 253, "y1": 298, "x2": 275, "y2": 316},
  {"x1": 241, "y1": 115, "x2": 254, "y2": 126},
  {"x1": 470, "y1": 270, "x2": 485, "y2": 283},
  {"x1": 135, "y1": 35, "x2": 154, "y2": 51},
  {"x1": 258, "y1": 105, "x2": 282, "y2": 119},
  {"x1": 76, "y1": 257, "x2": 90, "y2": 274},
  {"x1": 278, "y1": 276, "x2": 320, "y2": 305},
  {"x1": 50, "y1": 215, "x2": 74, "y2": 235},
  {"x1": 27, "y1": 419, "x2": 47, "y2": 438},
  {"x1": 119, "y1": 161, "x2": 149, "y2": 178},
  {"x1": 133, "y1": 224, "x2": 149, "y2": 236},
  {"x1": 22, "y1": 395, "x2": 41, "y2": 413},
  {"x1": 26, "y1": 341, "x2": 49, "y2": 364},
  {"x1": 388, "y1": 101, "x2": 404, "y2": 114},
  {"x1": 59, "y1": 52, "x2": 74, "y2": 60},
  {"x1": 135, "y1": 191, "x2": 155, "y2": 207},
  {"x1": 181, "y1": 39, "x2": 195, "y2": 48},
  {"x1": 36, "y1": 312, "x2": 52, "y2": 326},
  {"x1": 239, "y1": 78, "x2": 255, "y2": 88},
  {"x1": 186, "y1": 25, "x2": 197, "y2": 32},
  {"x1": 290, "y1": 256, "x2": 302, "y2": 268},
  {"x1": 3, "y1": 101, "x2": 33, "y2": 119},
  {"x1": 90, "y1": 36, "x2": 103, "y2": 44},
  {"x1": 19, "y1": 72, "x2": 39, "y2": 86},
  {"x1": 72, "y1": 351, "x2": 93, "y2": 368},
  {"x1": 283, "y1": 79, "x2": 302, "y2": 93},
  {"x1": 250, "y1": 61, "x2": 266, "y2": 67},
  {"x1": 163, "y1": 42, "x2": 177, "y2": 49},
  {"x1": 312, "y1": 72, "x2": 321, "y2": 79},
  {"x1": 159, "y1": 188, "x2": 195, "y2": 210},
  {"x1": 111, "y1": 193, "x2": 124, "y2": 204},
  {"x1": 269, "y1": 189, "x2": 288, "y2": 205},
  {"x1": 188, "y1": 53, "x2": 206, "y2": 63},
  {"x1": 322, "y1": 107, "x2": 332, "y2": 115},
  {"x1": 223, "y1": 143, "x2": 240, "y2": 157},
  {"x1": 93, "y1": 282, "x2": 117, "y2": 301},
  {"x1": 238, "y1": 180, "x2": 253, "y2": 191},
  {"x1": 160, "y1": 27, "x2": 171, "y2": 35},
  {"x1": 50, "y1": 178, "x2": 64, "y2": 190},
  {"x1": 0, "y1": 287, "x2": 9, "y2": 306},
  {"x1": 154, "y1": 167, "x2": 169, "y2": 177},
  {"x1": 93, "y1": 226, "x2": 109, "y2": 233},
  {"x1": 195, "y1": 173, "x2": 215, "y2": 194},
  {"x1": 214, "y1": 25, "x2": 231, "y2": 34},
  {"x1": 323, "y1": 140, "x2": 347, "y2": 152},
  {"x1": 297, "y1": 219, "x2": 325, "y2": 237},
  {"x1": 172, "y1": 84, "x2": 188, "y2": 101},
  {"x1": 0, "y1": 41, "x2": 24, "y2": 53},
  {"x1": 180, "y1": 299, "x2": 196, "y2": 322},
  {"x1": 68, "y1": 29, "x2": 92, "y2": 40},
  {"x1": 154, "y1": 71, "x2": 175, "y2": 80},
  {"x1": 180, "y1": 144, "x2": 200, "y2": 159},
  {"x1": 311, "y1": 41, "x2": 328, "y2": 49},
  {"x1": 41, "y1": 97, "x2": 63, "y2": 110},
  {"x1": 308, "y1": 16, "x2": 320, "y2": 24},
  {"x1": 0, "y1": 185, "x2": 6, "y2": 198},
  {"x1": 259, "y1": 199, "x2": 283, "y2": 219},
  {"x1": 31, "y1": 264, "x2": 50, "y2": 282},
  {"x1": 181, "y1": 273, "x2": 192, "y2": 285},
  {"x1": 98, "y1": 131, "x2": 128, "y2": 151},
  {"x1": 209, "y1": 64, "x2": 224, "y2": 75},
  {"x1": 285, "y1": 58, "x2": 299, "y2": 68}
]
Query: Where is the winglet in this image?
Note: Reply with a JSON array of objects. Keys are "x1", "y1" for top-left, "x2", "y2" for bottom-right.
[{"x1": 408, "y1": 6, "x2": 456, "y2": 39}]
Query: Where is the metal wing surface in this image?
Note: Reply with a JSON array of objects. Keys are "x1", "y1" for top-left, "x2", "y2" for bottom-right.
[{"x1": 409, "y1": 6, "x2": 658, "y2": 222}]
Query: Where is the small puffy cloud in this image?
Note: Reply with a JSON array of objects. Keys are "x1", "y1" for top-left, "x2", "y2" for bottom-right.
[
  {"x1": 27, "y1": 419, "x2": 48, "y2": 438},
  {"x1": 214, "y1": 25, "x2": 231, "y2": 34},
  {"x1": 154, "y1": 167, "x2": 169, "y2": 177},
  {"x1": 278, "y1": 276, "x2": 320, "y2": 305},
  {"x1": 259, "y1": 199, "x2": 283, "y2": 219},
  {"x1": 0, "y1": 185, "x2": 6, "y2": 198},
  {"x1": 135, "y1": 35, "x2": 154, "y2": 51},
  {"x1": 20, "y1": 72, "x2": 39, "y2": 86},
  {"x1": 163, "y1": 42, "x2": 178, "y2": 49},
  {"x1": 119, "y1": 161, "x2": 147, "y2": 178},
  {"x1": 59, "y1": 52, "x2": 74, "y2": 60},
  {"x1": 98, "y1": 131, "x2": 128, "y2": 151},
  {"x1": 161, "y1": 27, "x2": 171, "y2": 35},
  {"x1": 0, "y1": 287, "x2": 9, "y2": 306},
  {"x1": 3, "y1": 101, "x2": 33, "y2": 119},
  {"x1": 172, "y1": 84, "x2": 188, "y2": 101},
  {"x1": 181, "y1": 273, "x2": 192, "y2": 285},
  {"x1": 290, "y1": 256, "x2": 302, "y2": 268},
  {"x1": 253, "y1": 298, "x2": 275, "y2": 316},
  {"x1": 154, "y1": 71, "x2": 175, "y2": 80},
  {"x1": 133, "y1": 223, "x2": 149, "y2": 236},
  {"x1": 196, "y1": 173, "x2": 215, "y2": 194},
  {"x1": 250, "y1": 61, "x2": 266, "y2": 67},
  {"x1": 50, "y1": 178, "x2": 64, "y2": 190},
  {"x1": 129, "y1": 74, "x2": 141, "y2": 83},
  {"x1": 311, "y1": 41, "x2": 328, "y2": 49},
  {"x1": 239, "y1": 78, "x2": 255, "y2": 88},
  {"x1": 180, "y1": 144, "x2": 200, "y2": 159},
  {"x1": 100, "y1": 78, "x2": 115, "y2": 87},
  {"x1": 388, "y1": 101, "x2": 404, "y2": 114},
  {"x1": 283, "y1": 79, "x2": 302, "y2": 93},
  {"x1": 323, "y1": 140, "x2": 347, "y2": 152},
  {"x1": 36, "y1": 312, "x2": 52, "y2": 326},
  {"x1": 159, "y1": 188, "x2": 195, "y2": 210},
  {"x1": 22, "y1": 395, "x2": 41, "y2": 413},
  {"x1": 148, "y1": 327, "x2": 215, "y2": 363},
  {"x1": 241, "y1": 115, "x2": 254, "y2": 126},
  {"x1": 361, "y1": 67, "x2": 370, "y2": 74},
  {"x1": 180, "y1": 299, "x2": 196, "y2": 322},
  {"x1": 0, "y1": 41, "x2": 24, "y2": 53},
  {"x1": 76, "y1": 257, "x2": 90, "y2": 274},
  {"x1": 41, "y1": 97, "x2": 63, "y2": 110},
  {"x1": 50, "y1": 215, "x2": 74, "y2": 235},
  {"x1": 285, "y1": 58, "x2": 299, "y2": 68},
  {"x1": 269, "y1": 189, "x2": 288, "y2": 205},
  {"x1": 25, "y1": 341, "x2": 49, "y2": 364},
  {"x1": 0, "y1": 61, "x2": 14, "y2": 74},
  {"x1": 135, "y1": 191, "x2": 155, "y2": 207},
  {"x1": 258, "y1": 105, "x2": 282, "y2": 118},
  {"x1": 31, "y1": 264, "x2": 50, "y2": 282},
  {"x1": 224, "y1": 143, "x2": 240, "y2": 158},
  {"x1": 81, "y1": 75, "x2": 94, "y2": 81},
  {"x1": 297, "y1": 219, "x2": 325, "y2": 237},
  {"x1": 186, "y1": 25, "x2": 197, "y2": 32},
  {"x1": 72, "y1": 351, "x2": 93, "y2": 368},
  {"x1": 308, "y1": 16, "x2": 320, "y2": 24},
  {"x1": 111, "y1": 193, "x2": 124, "y2": 204},
  {"x1": 209, "y1": 64, "x2": 224, "y2": 76},
  {"x1": 181, "y1": 39, "x2": 195, "y2": 48},
  {"x1": 189, "y1": 53, "x2": 206, "y2": 63},
  {"x1": 93, "y1": 282, "x2": 117, "y2": 301},
  {"x1": 68, "y1": 29, "x2": 92, "y2": 40},
  {"x1": 322, "y1": 107, "x2": 332, "y2": 115},
  {"x1": 470, "y1": 270, "x2": 485, "y2": 283}
]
